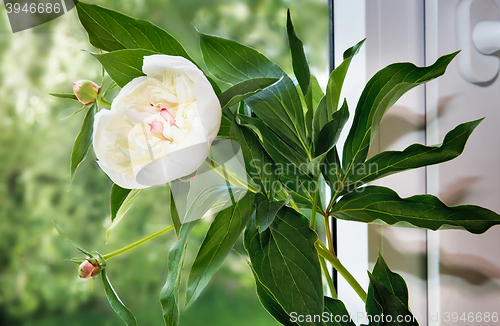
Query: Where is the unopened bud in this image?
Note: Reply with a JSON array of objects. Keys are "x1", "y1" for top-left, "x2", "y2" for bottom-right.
[
  {"x1": 73, "y1": 80, "x2": 100, "y2": 105},
  {"x1": 78, "y1": 259, "x2": 102, "y2": 279}
]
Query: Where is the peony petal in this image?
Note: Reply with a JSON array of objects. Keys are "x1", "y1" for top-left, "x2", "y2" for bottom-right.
[
  {"x1": 97, "y1": 161, "x2": 150, "y2": 189},
  {"x1": 135, "y1": 141, "x2": 210, "y2": 186},
  {"x1": 193, "y1": 78, "x2": 222, "y2": 142},
  {"x1": 142, "y1": 55, "x2": 204, "y2": 83}
]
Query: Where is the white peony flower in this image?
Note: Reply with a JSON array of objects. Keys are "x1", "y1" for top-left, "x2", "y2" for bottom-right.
[{"x1": 93, "y1": 55, "x2": 221, "y2": 189}]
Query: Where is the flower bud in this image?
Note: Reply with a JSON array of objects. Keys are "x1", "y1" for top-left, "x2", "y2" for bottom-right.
[
  {"x1": 78, "y1": 259, "x2": 102, "y2": 279},
  {"x1": 73, "y1": 80, "x2": 100, "y2": 105}
]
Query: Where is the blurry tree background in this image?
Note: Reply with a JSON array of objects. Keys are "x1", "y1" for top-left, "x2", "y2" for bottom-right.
[{"x1": 0, "y1": 0, "x2": 328, "y2": 325}]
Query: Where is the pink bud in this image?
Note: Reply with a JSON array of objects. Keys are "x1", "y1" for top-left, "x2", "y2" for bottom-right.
[
  {"x1": 78, "y1": 259, "x2": 102, "y2": 279},
  {"x1": 73, "y1": 80, "x2": 100, "y2": 105}
]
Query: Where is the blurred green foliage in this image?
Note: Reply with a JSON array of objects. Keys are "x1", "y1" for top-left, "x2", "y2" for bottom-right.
[{"x1": 0, "y1": 1, "x2": 327, "y2": 325}]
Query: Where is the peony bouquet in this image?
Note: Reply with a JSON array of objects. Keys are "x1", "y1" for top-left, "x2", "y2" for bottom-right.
[{"x1": 51, "y1": 1, "x2": 500, "y2": 325}]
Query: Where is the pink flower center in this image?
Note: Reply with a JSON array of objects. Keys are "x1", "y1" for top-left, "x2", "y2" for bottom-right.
[
  {"x1": 148, "y1": 120, "x2": 172, "y2": 142},
  {"x1": 160, "y1": 108, "x2": 176, "y2": 127}
]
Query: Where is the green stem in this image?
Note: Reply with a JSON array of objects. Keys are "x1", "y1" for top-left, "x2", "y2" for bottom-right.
[
  {"x1": 319, "y1": 256, "x2": 337, "y2": 299},
  {"x1": 97, "y1": 96, "x2": 112, "y2": 108},
  {"x1": 323, "y1": 215, "x2": 335, "y2": 257},
  {"x1": 316, "y1": 240, "x2": 367, "y2": 303},
  {"x1": 102, "y1": 225, "x2": 174, "y2": 260},
  {"x1": 310, "y1": 184, "x2": 319, "y2": 229}
]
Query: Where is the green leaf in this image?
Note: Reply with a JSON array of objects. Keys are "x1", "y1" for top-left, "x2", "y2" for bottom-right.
[
  {"x1": 331, "y1": 185, "x2": 500, "y2": 234},
  {"x1": 186, "y1": 192, "x2": 256, "y2": 307},
  {"x1": 110, "y1": 184, "x2": 131, "y2": 221},
  {"x1": 304, "y1": 76, "x2": 325, "y2": 140},
  {"x1": 250, "y1": 262, "x2": 298, "y2": 326},
  {"x1": 315, "y1": 100, "x2": 349, "y2": 157},
  {"x1": 160, "y1": 221, "x2": 198, "y2": 326},
  {"x1": 231, "y1": 116, "x2": 278, "y2": 198},
  {"x1": 286, "y1": 9, "x2": 310, "y2": 97},
  {"x1": 309, "y1": 100, "x2": 349, "y2": 177},
  {"x1": 91, "y1": 49, "x2": 155, "y2": 88},
  {"x1": 237, "y1": 115, "x2": 316, "y2": 207},
  {"x1": 312, "y1": 96, "x2": 328, "y2": 144},
  {"x1": 75, "y1": 1, "x2": 191, "y2": 59},
  {"x1": 70, "y1": 103, "x2": 96, "y2": 181},
  {"x1": 371, "y1": 253, "x2": 409, "y2": 305},
  {"x1": 244, "y1": 207, "x2": 324, "y2": 326},
  {"x1": 237, "y1": 115, "x2": 308, "y2": 170},
  {"x1": 217, "y1": 115, "x2": 232, "y2": 139},
  {"x1": 219, "y1": 77, "x2": 279, "y2": 111},
  {"x1": 365, "y1": 253, "x2": 417, "y2": 326},
  {"x1": 342, "y1": 52, "x2": 459, "y2": 171},
  {"x1": 199, "y1": 32, "x2": 308, "y2": 156},
  {"x1": 313, "y1": 99, "x2": 349, "y2": 162},
  {"x1": 342, "y1": 119, "x2": 483, "y2": 190},
  {"x1": 166, "y1": 184, "x2": 181, "y2": 238},
  {"x1": 324, "y1": 297, "x2": 356, "y2": 326},
  {"x1": 106, "y1": 185, "x2": 142, "y2": 241},
  {"x1": 254, "y1": 193, "x2": 288, "y2": 233},
  {"x1": 101, "y1": 269, "x2": 138, "y2": 326},
  {"x1": 326, "y1": 39, "x2": 365, "y2": 117},
  {"x1": 322, "y1": 147, "x2": 342, "y2": 192},
  {"x1": 49, "y1": 93, "x2": 78, "y2": 100}
]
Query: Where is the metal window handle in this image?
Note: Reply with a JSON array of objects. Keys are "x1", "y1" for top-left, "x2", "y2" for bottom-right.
[{"x1": 473, "y1": 21, "x2": 500, "y2": 55}]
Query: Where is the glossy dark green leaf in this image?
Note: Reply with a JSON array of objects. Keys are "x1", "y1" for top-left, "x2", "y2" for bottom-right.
[
  {"x1": 237, "y1": 115, "x2": 315, "y2": 207},
  {"x1": 304, "y1": 76, "x2": 325, "y2": 140},
  {"x1": 101, "y1": 269, "x2": 138, "y2": 326},
  {"x1": 326, "y1": 39, "x2": 364, "y2": 117},
  {"x1": 254, "y1": 193, "x2": 288, "y2": 233},
  {"x1": 219, "y1": 77, "x2": 279, "y2": 111},
  {"x1": 238, "y1": 115, "x2": 308, "y2": 170},
  {"x1": 312, "y1": 96, "x2": 328, "y2": 144},
  {"x1": 331, "y1": 185, "x2": 500, "y2": 234},
  {"x1": 91, "y1": 49, "x2": 155, "y2": 88},
  {"x1": 231, "y1": 116, "x2": 278, "y2": 198},
  {"x1": 308, "y1": 100, "x2": 349, "y2": 177},
  {"x1": 199, "y1": 32, "x2": 308, "y2": 156},
  {"x1": 342, "y1": 119, "x2": 483, "y2": 190},
  {"x1": 160, "y1": 221, "x2": 197, "y2": 326},
  {"x1": 49, "y1": 92, "x2": 78, "y2": 100},
  {"x1": 366, "y1": 274, "x2": 418, "y2": 326},
  {"x1": 244, "y1": 207, "x2": 324, "y2": 326},
  {"x1": 286, "y1": 9, "x2": 310, "y2": 97},
  {"x1": 107, "y1": 185, "x2": 142, "y2": 241},
  {"x1": 314, "y1": 100, "x2": 350, "y2": 159},
  {"x1": 75, "y1": 1, "x2": 191, "y2": 59},
  {"x1": 322, "y1": 147, "x2": 342, "y2": 192},
  {"x1": 342, "y1": 52, "x2": 459, "y2": 171},
  {"x1": 249, "y1": 261, "x2": 298, "y2": 326},
  {"x1": 110, "y1": 184, "x2": 132, "y2": 221},
  {"x1": 365, "y1": 254, "x2": 417, "y2": 326},
  {"x1": 186, "y1": 192, "x2": 255, "y2": 306},
  {"x1": 70, "y1": 103, "x2": 96, "y2": 181},
  {"x1": 324, "y1": 297, "x2": 356, "y2": 326},
  {"x1": 371, "y1": 253, "x2": 408, "y2": 305},
  {"x1": 279, "y1": 172, "x2": 316, "y2": 208}
]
